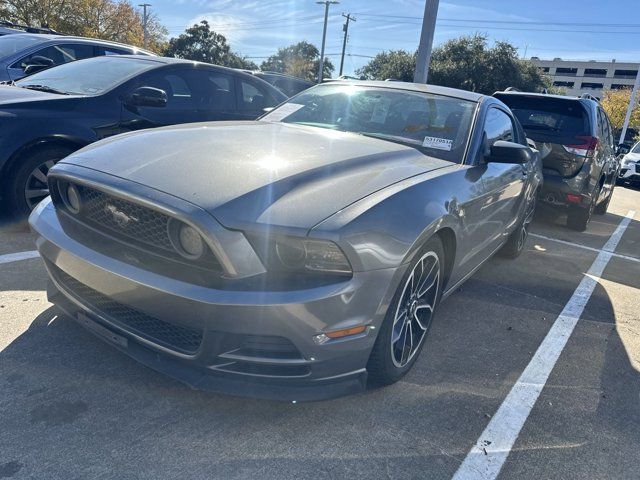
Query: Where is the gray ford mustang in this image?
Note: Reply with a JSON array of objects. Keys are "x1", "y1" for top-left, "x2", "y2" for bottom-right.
[{"x1": 30, "y1": 81, "x2": 542, "y2": 400}]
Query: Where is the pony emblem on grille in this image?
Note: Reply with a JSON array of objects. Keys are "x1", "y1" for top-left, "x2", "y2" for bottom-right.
[{"x1": 104, "y1": 204, "x2": 139, "y2": 228}]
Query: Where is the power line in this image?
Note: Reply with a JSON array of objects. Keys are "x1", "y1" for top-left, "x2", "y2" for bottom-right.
[{"x1": 353, "y1": 12, "x2": 640, "y2": 28}]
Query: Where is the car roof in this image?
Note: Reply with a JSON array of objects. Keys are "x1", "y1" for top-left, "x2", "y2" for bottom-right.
[
  {"x1": 324, "y1": 80, "x2": 486, "y2": 102},
  {"x1": 1, "y1": 33, "x2": 155, "y2": 54},
  {"x1": 253, "y1": 71, "x2": 313, "y2": 82}
]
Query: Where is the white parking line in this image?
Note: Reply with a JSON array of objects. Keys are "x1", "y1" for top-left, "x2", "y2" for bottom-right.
[
  {"x1": 452, "y1": 210, "x2": 636, "y2": 480},
  {"x1": 0, "y1": 250, "x2": 39, "y2": 265},
  {"x1": 530, "y1": 233, "x2": 640, "y2": 264}
]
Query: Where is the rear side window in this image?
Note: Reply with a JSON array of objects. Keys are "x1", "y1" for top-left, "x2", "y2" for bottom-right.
[{"x1": 496, "y1": 96, "x2": 589, "y2": 143}]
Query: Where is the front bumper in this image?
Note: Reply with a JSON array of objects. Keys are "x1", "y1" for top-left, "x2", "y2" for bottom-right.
[
  {"x1": 31, "y1": 198, "x2": 403, "y2": 401},
  {"x1": 619, "y1": 163, "x2": 640, "y2": 183}
]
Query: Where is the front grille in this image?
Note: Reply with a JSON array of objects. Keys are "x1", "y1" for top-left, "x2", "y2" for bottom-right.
[
  {"x1": 50, "y1": 179, "x2": 223, "y2": 273},
  {"x1": 76, "y1": 185, "x2": 174, "y2": 252},
  {"x1": 53, "y1": 266, "x2": 203, "y2": 355}
]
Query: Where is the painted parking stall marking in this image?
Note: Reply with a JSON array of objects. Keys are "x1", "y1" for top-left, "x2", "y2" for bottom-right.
[
  {"x1": 0, "y1": 250, "x2": 39, "y2": 265},
  {"x1": 530, "y1": 232, "x2": 640, "y2": 264},
  {"x1": 452, "y1": 210, "x2": 636, "y2": 480}
]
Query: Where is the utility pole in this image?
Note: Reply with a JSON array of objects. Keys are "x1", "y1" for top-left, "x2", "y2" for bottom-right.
[
  {"x1": 413, "y1": 0, "x2": 440, "y2": 84},
  {"x1": 316, "y1": 1, "x2": 339, "y2": 84},
  {"x1": 618, "y1": 67, "x2": 640, "y2": 146},
  {"x1": 339, "y1": 13, "x2": 355, "y2": 77},
  {"x1": 139, "y1": 3, "x2": 151, "y2": 49}
]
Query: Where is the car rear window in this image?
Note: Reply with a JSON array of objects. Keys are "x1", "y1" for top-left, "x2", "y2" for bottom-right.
[{"x1": 495, "y1": 95, "x2": 589, "y2": 143}]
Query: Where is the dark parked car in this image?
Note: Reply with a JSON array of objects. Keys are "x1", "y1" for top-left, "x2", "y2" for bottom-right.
[
  {"x1": 0, "y1": 55, "x2": 287, "y2": 218},
  {"x1": 30, "y1": 81, "x2": 541, "y2": 400},
  {"x1": 495, "y1": 91, "x2": 619, "y2": 231},
  {"x1": 0, "y1": 33, "x2": 153, "y2": 82},
  {"x1": 245, "y1": 70, "x2": 313, "y2": 97},
  {"x1": 0, "y1": 20, "x2": 59, "y2": 36}
]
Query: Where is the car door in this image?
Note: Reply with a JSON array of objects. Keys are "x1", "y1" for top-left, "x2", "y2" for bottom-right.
[
  {"x1": 119, "y1": 67, "x2": 202, "y2": 132},
  {"x1": 7, "y1": 42, "x2": 95, "y2": 80},
  {"x1": 476, "y1": 107, "x2": 528, "y2": 251},
  {"x1": 195, "y1": 69, "x2": 241, "y2": 122},
  {"x1": 597, "y1": 107, "x2": 617, "y2": 198}
]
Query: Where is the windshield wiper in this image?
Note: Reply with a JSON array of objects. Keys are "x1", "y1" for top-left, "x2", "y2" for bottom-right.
[
  {"x1": 358, "y1": 132, "x2": 424, "y2": 151},
  {"x1": 20, "y1": 84, "x2": 69, "y2": 95},
  {"x1": 0, "y1": 80, "x2": 16, "y2": 86}
]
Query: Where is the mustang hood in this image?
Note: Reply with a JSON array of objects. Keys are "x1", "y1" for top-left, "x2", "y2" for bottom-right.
[{"x1": 64, "y1": 121, "x2": 452, "y2": 231}]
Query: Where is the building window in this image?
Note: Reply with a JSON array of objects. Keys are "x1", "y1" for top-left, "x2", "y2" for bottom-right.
[
  {"x1": 581, "y1": 82, "x2": 604, "y2": 89},
  {"x1": 611, "y1": 84, "x2": 631, "y2": 90},
  {"x1": 614, "y1": 69, "x2": 638, "y2": 79},
  {"x1": 541, "y1": 67, "x2": 550, "y2": 73},
  {"x1": 584, "y1": 68, "x2": 607, "y2": 78},
  {"x1": 553, "y1": 81, "x2": 574, "y2": 88},
  {"x1": 556, "y1": 67, "x2": 578, "y2": 76}
]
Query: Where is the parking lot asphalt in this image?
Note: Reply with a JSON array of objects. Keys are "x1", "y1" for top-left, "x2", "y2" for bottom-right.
[{"x1": 0, "y1": 186, "x2": 638, "y2": 480}]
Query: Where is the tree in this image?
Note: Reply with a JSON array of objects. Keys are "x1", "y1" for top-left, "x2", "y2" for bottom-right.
[
  {"x1": 356, "y1": 50, "x2": 416, "y2": 82},
  {"x1": 260, "y1": 41, "x2": 334, "y2": 81},
  {"x1": 356, "y1": 34, "x2": 550, "y2": 95},
  {"x1": 601, "y1": 88, "x2": 640, "y2": 133},
  {"x1": 164, "y1": 21, "x2": 256, "y2": 69},
  {"x1": 0, "y1": 0, "x2": 167, "y2": 52}
]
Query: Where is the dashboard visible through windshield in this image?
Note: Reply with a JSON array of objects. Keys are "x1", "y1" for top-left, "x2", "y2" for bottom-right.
[{"x1": 261, "y1": 83, "x2": 477, "y2": 162}]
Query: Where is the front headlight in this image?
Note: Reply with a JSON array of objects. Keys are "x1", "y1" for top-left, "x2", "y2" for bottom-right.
[{"x1": 251, "y1": 235, "x2": 352, "y2": 275}]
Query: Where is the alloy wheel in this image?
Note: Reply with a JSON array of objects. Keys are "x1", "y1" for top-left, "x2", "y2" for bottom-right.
[
  {"x1": 391, "y1": 251, "x2": 440, "y2": 368},
  {"x1": 24, "y1": 160, "x2": 55, "y2": 210},
  {"x1": 517, "y1": 198, "x2": 536, "y2": 251}
]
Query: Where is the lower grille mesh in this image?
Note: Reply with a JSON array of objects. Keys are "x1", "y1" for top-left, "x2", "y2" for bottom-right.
[{"x1": 53, "y1": 267, "x2": 203, "y2": 355}]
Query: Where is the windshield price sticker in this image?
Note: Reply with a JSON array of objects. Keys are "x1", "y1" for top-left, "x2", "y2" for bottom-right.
[
  {"x1": 422, "y1": 136, "x2": 453, "y2": 151},
  {"x1": 265, "y1": 103, "x2": 305, "y2": 122},
  {"x1": 370, "y1": 99, "x2": 392, "y2": 124}
]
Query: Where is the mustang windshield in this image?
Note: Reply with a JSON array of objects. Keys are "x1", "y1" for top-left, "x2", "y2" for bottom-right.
[
  {"x1": 16, "y1": 56, "x2": 158, "y2": 95},
  {"x1": 261, "y1": 83, "x2": 477, "y2": 162}
]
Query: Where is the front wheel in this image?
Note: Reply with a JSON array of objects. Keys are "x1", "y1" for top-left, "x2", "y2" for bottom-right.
[
  {"x1": 5, "y1": 146, "x2": 72, "y2": 219},
  {"x1": 367, "y1": 236, "x2": 444, "y2": 386}
]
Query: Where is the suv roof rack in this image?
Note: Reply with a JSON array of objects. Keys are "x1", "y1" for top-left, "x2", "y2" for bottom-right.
[
  {"x1": 503, "y1": 86, "x2": 521, "y2": 92},
  {"x1": 580, "y1": 93, "x2": 599, "y2": 102},
  {"x1": 0, "y1": 20, "x2": 60, "y2": 34}
]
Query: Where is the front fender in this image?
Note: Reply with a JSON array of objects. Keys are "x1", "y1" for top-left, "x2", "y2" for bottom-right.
[{"x1": 310, "y1": 168, "x2": 464, "y2": 273}]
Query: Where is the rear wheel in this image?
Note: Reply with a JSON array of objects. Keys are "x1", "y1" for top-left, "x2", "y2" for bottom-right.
[
  {"x1": 501, "y1": 194, "x2": 536, "y2": 259},
  {"x1": 367, "y1": 236, "x2": 444, "y2": 386},
  {"x1": 5, "y1": 146, "x2": 72, "y2": 219},
  {"x1": 594, "y1": 184, "x2": 613, "y2": 215}
]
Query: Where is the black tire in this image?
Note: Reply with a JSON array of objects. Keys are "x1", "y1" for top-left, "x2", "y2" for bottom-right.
[
  {"x1": 4, "y1": 146, "x2": 72, "y2": 220},
  {"x1": 594, "y1": 185, "x2": 613, "y2": 215},
  {"x1": 367, "y1": 236, "x2": 445, "y2": 386},
  {"x1": 566, "y1": 203, "x2": 593, "y2": 232},
  {"x1": 501, "y1": 194, "x2": 536, "y2": 259}
]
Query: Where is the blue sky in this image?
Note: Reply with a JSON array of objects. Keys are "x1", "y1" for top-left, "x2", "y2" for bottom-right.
[{"x1": 153, "y1": 0, "x2": 640, "y2": 75}]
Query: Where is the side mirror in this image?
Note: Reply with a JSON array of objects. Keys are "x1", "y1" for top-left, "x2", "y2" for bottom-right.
[
  {"x1": 126, "y1": 86, "x2": 167, "y2": 108},
  {"x1": 23, "y1": 56, "x2": 54, "y2": 75},
  {"x1": 487, "y1": 140, "x2": 532, "y2": 164},
  {"x1": 616, "y1": 144, "x2": 630, "y2": 156}
]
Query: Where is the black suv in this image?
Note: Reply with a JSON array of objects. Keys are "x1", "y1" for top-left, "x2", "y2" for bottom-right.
[{"x1": 495, "y1": 91, "x2": 620, "y2": 231}]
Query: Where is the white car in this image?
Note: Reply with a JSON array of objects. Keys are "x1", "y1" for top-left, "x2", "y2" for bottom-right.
[{"x1": 618, "y1": 141, "x2": 640, "y2": 186}]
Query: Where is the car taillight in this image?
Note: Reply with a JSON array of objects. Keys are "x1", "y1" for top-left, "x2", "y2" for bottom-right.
[{"x1": 562, "y1": 136, "x2": 598, "y2": 157}]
